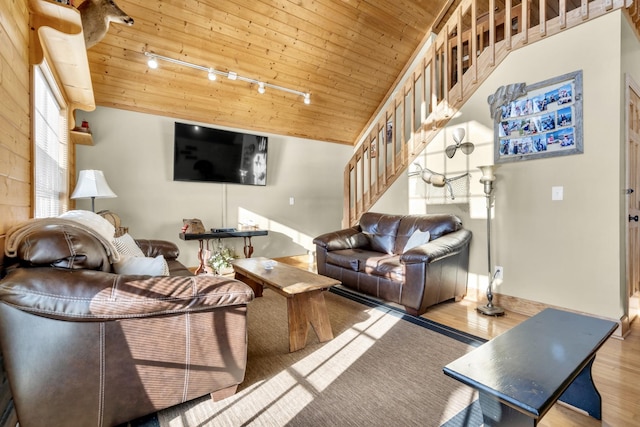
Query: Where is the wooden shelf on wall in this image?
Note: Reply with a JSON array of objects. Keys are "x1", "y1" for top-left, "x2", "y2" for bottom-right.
[
  {"x1": 29, "y1": 0, "x2": 96, "y2": 130},
  {"x1": 70, "y1": 129, "x2": 94, "y2": 145}
]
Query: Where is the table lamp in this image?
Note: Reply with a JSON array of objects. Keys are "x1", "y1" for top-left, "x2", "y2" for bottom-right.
[{"x1": 71, "y1": 169, "x2": 117, "y2": 212}]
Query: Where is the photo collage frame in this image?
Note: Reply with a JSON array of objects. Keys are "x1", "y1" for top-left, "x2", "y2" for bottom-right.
[{"x1": 494, "y1": 70, "x2": 583, "y2": 163}]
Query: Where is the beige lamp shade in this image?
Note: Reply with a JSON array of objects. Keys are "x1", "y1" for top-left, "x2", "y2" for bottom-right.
[{"x1": 71, "y1": 170, "x2": 117, "y2": 211}]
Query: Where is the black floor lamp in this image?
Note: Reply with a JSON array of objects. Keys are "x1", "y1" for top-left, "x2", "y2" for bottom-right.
[{"x1": 477, "y1": 165, "x2": 505, "y2": 316}]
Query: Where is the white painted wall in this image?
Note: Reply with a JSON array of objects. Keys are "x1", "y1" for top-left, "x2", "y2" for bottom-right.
[
  {"x1": 387, "y1": 11, "x2": 637, "y2": 320},
  {"x1": 75, "y1": 107, "x2": 351, "y2": 268}
]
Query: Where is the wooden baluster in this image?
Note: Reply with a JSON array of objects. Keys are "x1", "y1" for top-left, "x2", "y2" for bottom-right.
[
  {"x1": 344, "y1": 162, "x2": 352, "y2": 227},
  {"x1": 522, "y1": 0, "x2": 529, "y2": 44},
  {"x1": 581, "y1": 0, "x2": 589, "y2": 20},
  {"x1": 443, "y1": 28, "x2": 450, "y2": 108},
  {"x1": 540, "y1": 0, "x2": 547, "y2": 36},
  {"x1": 505, "y1": 0, "x2": 512, "y2": 50},
  {"x1": 489, "y1": 0, "x2": 495, "y2": 66},
  {"x1": 457, "y1": 6, "x2": 463, "y2": 101},
  {"x1": 430, "y1": 44, "x2": 437, "y2": 127},
  {"x1": 471, "y1": 0, "x2": 478, "y2": 83},
  {"x1": 560, "y1": 0, "x2": 567, "y2": 29}
]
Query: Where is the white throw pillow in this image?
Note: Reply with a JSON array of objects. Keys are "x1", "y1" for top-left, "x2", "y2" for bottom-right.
[
  {"x1": 113, "y1": 233, "x2": 145, "y2": 257},
  {"x1": 59, "y1": 210, "x2": 115, "y2": 241},
  {"x1": 113, "y1": 255, "x2": 170, "y2": 276},
  {"x1": 404, "y1": 230, "x2": 430, "y2": 252}
]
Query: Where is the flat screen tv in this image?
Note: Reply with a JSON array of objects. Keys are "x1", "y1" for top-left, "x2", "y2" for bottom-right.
[{"x1": 173, "y1": 122, "x2": 268, "y2": 186}]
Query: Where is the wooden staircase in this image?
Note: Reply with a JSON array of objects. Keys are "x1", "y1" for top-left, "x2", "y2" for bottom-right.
[{"x1": 343, "y1": 0, "x2": 639, "y2": 228}]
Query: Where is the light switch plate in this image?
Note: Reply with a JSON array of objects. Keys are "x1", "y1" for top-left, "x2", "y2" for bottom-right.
[{"x1": 552, "y1": 186, "x2": 563, "y2": 201}]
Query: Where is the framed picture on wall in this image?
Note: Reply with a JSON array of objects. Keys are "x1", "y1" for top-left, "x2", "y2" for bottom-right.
[{"x1": 490, "y1": 70, "x2": 583, "y2": 164}]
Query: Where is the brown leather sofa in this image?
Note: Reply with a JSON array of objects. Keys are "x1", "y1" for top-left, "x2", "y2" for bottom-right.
[
  {"x1": 314, "y1": 212, "x2": 471, "y2": 316},
  {"x1": 0, "y1": 222, "x2": 254, "y2": 427}
]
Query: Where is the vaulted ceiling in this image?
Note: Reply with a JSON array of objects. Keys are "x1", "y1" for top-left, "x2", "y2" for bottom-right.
[{"x1": 85, "y1": 0, "x2": 461, "y2": 146}]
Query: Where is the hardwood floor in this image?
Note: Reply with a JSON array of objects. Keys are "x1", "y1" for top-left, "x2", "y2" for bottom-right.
[{"x1": 276, "y1": 255, "x2": 640, "y2": 427}]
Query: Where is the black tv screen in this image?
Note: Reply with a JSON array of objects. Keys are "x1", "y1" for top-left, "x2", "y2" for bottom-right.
[{"x1": 173, "y1": 122, "x2": 267, "y2": 185}]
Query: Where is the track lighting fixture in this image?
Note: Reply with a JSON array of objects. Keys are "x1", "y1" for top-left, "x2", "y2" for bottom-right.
[{"x1": 143, "y1": 51, "x2": 310, "y2": 104}]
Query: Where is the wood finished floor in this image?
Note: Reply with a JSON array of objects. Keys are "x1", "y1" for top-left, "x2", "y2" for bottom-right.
[{"x1": 275, "y1": 255, "x2": 640, "y2": 427}]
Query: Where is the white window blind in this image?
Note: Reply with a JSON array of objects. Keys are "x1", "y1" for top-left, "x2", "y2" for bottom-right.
[{"x1": 34, "y1": 64, "x2": 68, "y2": 218}]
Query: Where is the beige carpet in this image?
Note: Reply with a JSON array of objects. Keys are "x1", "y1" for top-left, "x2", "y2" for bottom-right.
[{"x1": 157, "y1": 289, "x2": 479, "y2": 427}]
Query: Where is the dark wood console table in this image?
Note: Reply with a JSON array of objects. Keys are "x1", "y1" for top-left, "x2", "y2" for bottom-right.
[
  {"x1": 180, "y1": 230, "x2": 268, "y2": 274},
  {"x1": 443, "y1": 308, "x2": 617, "y2": 426}
]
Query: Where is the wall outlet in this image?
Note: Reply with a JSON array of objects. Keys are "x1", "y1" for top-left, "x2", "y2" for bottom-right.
[{"x1": 494, "y1": 266, "x2": 504, "y2": 280}]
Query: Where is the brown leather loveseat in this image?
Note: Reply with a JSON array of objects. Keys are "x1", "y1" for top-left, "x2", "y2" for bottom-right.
[
  {"x1": 314, "y1": 212, "x2": 471, "y2": 316},
  {"x1": 0, "y1": 219, "x2": 254, "y2": 427}
]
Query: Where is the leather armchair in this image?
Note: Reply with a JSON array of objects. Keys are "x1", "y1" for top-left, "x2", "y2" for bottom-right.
[{"x1": 0, "y1": 222, "x2": 254, "y2": 427}]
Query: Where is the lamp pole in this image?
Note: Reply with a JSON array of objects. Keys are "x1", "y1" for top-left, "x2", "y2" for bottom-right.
[{"x1": 477, "y1": 165, "x2": 504, "y2": 316}]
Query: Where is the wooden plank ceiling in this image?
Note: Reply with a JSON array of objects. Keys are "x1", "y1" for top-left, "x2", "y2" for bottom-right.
[{"x1": 84, "y1": 0, "x2": 454, "y2": 145}]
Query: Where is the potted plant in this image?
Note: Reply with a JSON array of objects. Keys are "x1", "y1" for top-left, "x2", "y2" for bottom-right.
[{"x1": 207, "y1": 246, "x2": 235, "y2": 275}]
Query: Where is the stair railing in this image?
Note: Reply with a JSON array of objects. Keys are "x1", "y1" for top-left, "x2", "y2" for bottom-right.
[{"x1": 343, "y1": 0, "x2": 634, "y2": 228}]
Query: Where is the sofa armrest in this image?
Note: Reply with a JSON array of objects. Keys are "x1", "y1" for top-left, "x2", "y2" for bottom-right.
[
  {"x1": 0, "y1": 268, "x2": 254, "y2": 322},
  {"x1": 135, "y1": 239, "x2": 180, "y2": 260},
  {"x1": 401, "y1": 229, "x2": 472, "y2": 264},
  {"x1": 313, "y1": 227, "x2": 368, "y2": 251}
]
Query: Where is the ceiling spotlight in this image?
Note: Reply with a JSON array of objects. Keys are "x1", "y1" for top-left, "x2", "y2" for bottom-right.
[
  {"x1": 258, "y1": 82, "x2": 266, "y2": 94},
  {"x1": 147, "y1": 56, "x2": 158, "y2": 69},
  {"x1": 304, "y1": 93, "x2": 311, "y2": 105},
  {"x1": 228, "y1": 71, "x2": 238, "y2": 80},
  {"x1": 208, "y1": 69, "x2": 217, "y2": 81}
]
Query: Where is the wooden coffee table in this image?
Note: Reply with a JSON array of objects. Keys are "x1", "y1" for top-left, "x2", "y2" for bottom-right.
[{"x1": 231, "y1": 257, "x2": 340, "y2": 352}]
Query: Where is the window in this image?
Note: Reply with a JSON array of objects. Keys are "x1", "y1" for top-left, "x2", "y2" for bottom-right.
[{"x1": 33, "y1": 63, "x2": 68, "y2": 217}]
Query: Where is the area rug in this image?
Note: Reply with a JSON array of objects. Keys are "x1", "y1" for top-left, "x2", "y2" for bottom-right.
[{"x1": 133, "y1": 287, "x2": 484, "y2": 427}]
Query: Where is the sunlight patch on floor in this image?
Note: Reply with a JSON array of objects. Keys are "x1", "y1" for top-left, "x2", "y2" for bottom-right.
[
  {"x1": 179, "y1": 306, "x2": 401, "y2": 425},
  {"x1": 439, "y1": 385, "x2": 478, "y2": 425}
]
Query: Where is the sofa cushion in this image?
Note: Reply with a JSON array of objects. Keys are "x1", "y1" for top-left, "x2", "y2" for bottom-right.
[
  {"x1": 394, "y1": 214, "x2": 462, "y2": 254},
  {"x1": 363, "y1": 255, "x2": 404, "y2": 282},
  {"x1": 326, "y1": 251, "x2": 359, "y2": 271},
  {"x1": 359, "y1": 212, "x2": 402, "y2": 254},
  {"x1": 326, "y1": 248, "x2": 383, "y2": 272},
  {"x1": 113, "y1": 233, "x2": 146, "y2": 257},
  {"x1": 403, "y1": 230, "x2": 430, "y2": 252},
  {"x1": 113, "y1": 255, "x2": 170, "y2": 276}
]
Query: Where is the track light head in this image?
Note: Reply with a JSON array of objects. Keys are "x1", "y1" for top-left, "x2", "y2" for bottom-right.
[
  {"x1": 208, "y1": 69, "x2": 217, "y2": 81},
  {"x1": 147, "y1": 56, "x2": 158, "y2": 69},
  {"x1": 304, "y1": 93, "x2": 311, "y2": 105},
  {"x1": 258, "y1": 82, "x2": 266, "y2": 94}
]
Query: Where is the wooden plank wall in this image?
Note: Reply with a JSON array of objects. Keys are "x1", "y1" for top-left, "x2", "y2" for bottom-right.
[
  {"x1": 1, "y1": 0, "x2": 31, "y2": 268},
  {"x1": 0, "y1": 0, "x2": 31, "y2": 425}
]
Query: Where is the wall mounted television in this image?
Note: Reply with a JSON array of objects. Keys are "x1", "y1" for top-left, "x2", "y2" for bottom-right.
[{"x1": 173, "y1": 122, "x2": 268, "y2": 186}]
